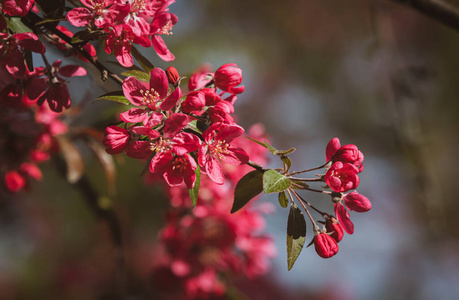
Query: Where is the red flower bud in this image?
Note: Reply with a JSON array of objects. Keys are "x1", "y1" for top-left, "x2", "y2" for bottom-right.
[
  {"x1": 314, "y1": 233, "x2": 339, "y2": 259},
  {"x1": 181, "y1": 91, "x2": 205, "y2": 113},
  {"x1": 166, "y1": 66, "x2": 179, "y2": 86},
  {"x1": 325, "y1": 217, "x2": 344, "y2": 242},
  {"x1": 19, "y1": 163, "x2": 43, "y2": 181},
  {"x1": 4, "y1": 170, "x2": 26, "y2": 192},
  {"x1": 343, "y1": 191, "x2": 372, "y2": 212},
  {"x1": 214, "y1": 63, "x2": 245, "y2": 94}
]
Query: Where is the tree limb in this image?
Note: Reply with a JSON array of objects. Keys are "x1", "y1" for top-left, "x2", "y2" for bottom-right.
[{"x1": 391, "y1": 0, "x2": 459, "y2": 32}]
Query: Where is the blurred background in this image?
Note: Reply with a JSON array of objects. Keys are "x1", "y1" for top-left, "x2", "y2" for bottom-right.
[{"x1": 2, "y1": 0, "x2": 459, "y2": 299}]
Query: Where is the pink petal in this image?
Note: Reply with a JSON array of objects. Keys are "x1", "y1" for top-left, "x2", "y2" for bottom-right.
[
  {"x1": 125, "y1": 141, "x2": 152, "y2": 159},
  {"x1": 66, "y1": 8, "x2": 93, "y2": 27},
  {"x1": 163, "y1": 113, "x2": 188, "y2": 138},
  {"x1": 334, "y1": 203, "x2": 354, "y2": 234},
  {"x1": 172, "y1": 132, "x2": 200, "y2": 156},
  {"x1": 220, "y1": 147, "x2": 249, "y2": 165},
  {"x1": 120, "y1": 108, "x2": 148, "y2": 123},
  {"x1": 326, "y1": 137, "x2": 341, "y2": 162},
  {"x1": 215, "y1": 124, "x2": 244, "y2": 143},
  {"x1": 149, "y1": 68, "x2": 169, "y2": 99},
  {"x1": 152, "y1": 35, "x2": 175, "y2": 62},
  {"x1": 160, "y1": 87, "x2": 181, "y2": 111},
  {"x1": 205, "y1": 155, "x2": 224, "y2": 185},
  {"x1": 123, "y1": 76, "x2": 149, "y2": 106}
]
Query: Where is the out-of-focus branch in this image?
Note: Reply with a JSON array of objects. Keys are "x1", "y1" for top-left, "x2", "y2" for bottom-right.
[{"x1": 392, "y1": 0, "x2": 459, "y2": 32}]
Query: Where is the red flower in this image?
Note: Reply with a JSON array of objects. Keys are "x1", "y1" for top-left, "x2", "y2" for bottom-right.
[
  {"x1": 314, "y1": 233, "x2": 339, "y2": 259},
  {"x1": 198, "y1": 123, "x2": 249, "y2": 184},
  {"x1": 343, "y1": 191, "x2": 372, "y2": 212},
  {"x1": 214, "y1": 63, "x2": 245, "y2": 95},
  {"x1": 324, "y1": 161, "x2": 360, "y2": 193},
  {"x1": 66, "y1": 0, "x2": 119, "y2": 28},
  {"x1": 103, "y1": 126, "x2": 130, "y2": 154}
]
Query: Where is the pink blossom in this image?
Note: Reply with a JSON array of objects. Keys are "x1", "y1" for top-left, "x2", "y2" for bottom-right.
[
  {"x1": 324, "y1": 161, "x2": 360, "y2": 193},
  {"x1": 121, "y1": 68, "x2": 181, "y2": 122},
  {"x1": 19, "y1": 162, "x2": 43, "y2": 181},
  {"x1": 188, "y1": 65, "x2": 213, "y2": 91},
  {"x1": 105, "y1": 24, "x2": 151, "y2": 67},
  {"x1": 149, "y1": 151, "x2": 197, "y2": 189},
  {"x1": 198, "y1": 123, "x2": 249, "y2": 184},
  {"x1": 0, "y1": 32, "x2": 45, "y2": 78},
  {"x1": 26, "y1": 60, "x2": 87, "y2": 112},
  {"x1": 2, "y1": 0, "x2": 35, "y2": 17},
  {"x1": 150, "y1": 10, "x2": 178, "y2": 61},
  {"x1": 66, "y1": 0, "x2": 118, "y2": 28},
  {"x1": 103, "y1": 125, "x2": 130, "y2": 154}
]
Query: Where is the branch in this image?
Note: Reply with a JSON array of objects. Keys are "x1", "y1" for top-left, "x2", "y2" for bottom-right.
[{"x1": 392, "y1": 0, "x2": 459, "y2": 32}]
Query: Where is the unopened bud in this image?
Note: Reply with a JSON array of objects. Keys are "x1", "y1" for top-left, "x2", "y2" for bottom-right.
[
  {"x1": 166, "y1": 66, "x2": 179, "y2": 86},
  {"x1": 314, "y1": 233, "x2": 339, "y2": 259}
]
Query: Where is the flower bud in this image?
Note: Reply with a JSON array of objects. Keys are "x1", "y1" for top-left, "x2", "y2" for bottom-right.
[
  {"x1": 166, "y1": 66, "x2": 179, "y2": 86},
  {"x1": 214, "y1": 63, "x2": 245, "y2": 94},
  {"x1": 181, "y1": 91, "x2": 205, "y2": 113},
  {"x1": 19, "y1": 163, "x2": 43, "y2": 181},
  {"x1": 325, "y1": 216, "x2": 344, "y2": 242},
  {"x1": 343, "y1": 191, "x2": 372, "y2": 212},
  {"x1": 314, "y1": 233, "x2": 339, "y2": 259},
  {"x1": 103, "y1": 125, "x2": 130, "y2": 155}
]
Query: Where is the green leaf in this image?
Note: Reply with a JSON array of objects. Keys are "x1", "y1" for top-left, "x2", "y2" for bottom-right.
[
  {"x1": 287, "y1": 204, "x2": 306, "y2": 271},
  {"x1": 276, "y1": 147, "x2": 296, "y2": 156},
  {"x1": 281, "y1": 156, "x2": 292, "y2": 172},
  {"x1": 94, "y1": 91, "x2": 130, "y2": 105},
  {"x1": 121, "y1": 70, "x2": 150, "y2": 82},
  {"x1": 131, "y1": 46, "x2": 154, "y2": 73},
  {"x1": 278, "y1": 191, "x2": 289, "y2": 208},
  {"x1": 188, "y1": 164, "x2": 200, "y2": 208},
  {"x1": 263, "y1": 169, "x2": 291, "y2": 194},
  {"x1": 247, "y1": 137, "x2": 268, "y2": 148},
  {"x1": 231, "y1": 170, "x2": 264, "y2": 213},
  {"x1": 263, "y1": 141, "x2": 278, "y2": 155},
  {"x1": 6, "y1": 17, "x2": 32, "y2": 33},
  {"x1": 34, "y1": 18, "x2": 66, "y2": 25}
]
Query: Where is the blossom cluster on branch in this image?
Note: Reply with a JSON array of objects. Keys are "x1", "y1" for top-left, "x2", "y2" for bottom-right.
[{"x1": 0, "y1": 0, "x2": 373, "y2": 298}]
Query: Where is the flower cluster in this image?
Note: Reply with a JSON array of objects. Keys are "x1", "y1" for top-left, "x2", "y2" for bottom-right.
[
  {"x1": 103, "y1": 64, "x2": 249, "y2": 188},
  {"x1": 66, "y1": 0, "x2": 178, "y2": 67},
  {"x1": 152, "y1": 125, "x2": 276, "y2": 299},
  {"x1": 312, "y1": 137, "x2": 371, "y2": 258},
  {"x1": 0, "y1": 69, "x2": 68, "y2": 192}
]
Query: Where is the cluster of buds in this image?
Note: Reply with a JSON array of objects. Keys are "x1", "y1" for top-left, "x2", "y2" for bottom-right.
[
  {"x1": 66, "y1": 0, "x2": 178, "y2": 66},
  {"x1": 103, "y1": 63, "x2": 248, "y2": 189},
  {"x1": 295, "y1": 138, "x2": 372, "y2": 260},
  {"x1": 152, "y1": 125, "x2": 276, "y2": 299}
]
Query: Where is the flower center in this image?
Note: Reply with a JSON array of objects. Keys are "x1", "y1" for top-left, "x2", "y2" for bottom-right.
[
  {"x1": 171, "y1": 156, "x2": 188, "y2": 171},
  {"x1": 209, "y1": 140, "x2": 229, "y2": 160},
  {"x1": 159, "y1": 21, "x2": 173, "y2": 35},
  {"x1": 139, "y1": 88, "x2": 160, "y2": 109},
  {"x1": 150, "y1": 137, "x2": 170, "y2": 153}
]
